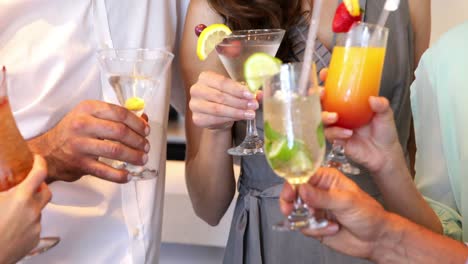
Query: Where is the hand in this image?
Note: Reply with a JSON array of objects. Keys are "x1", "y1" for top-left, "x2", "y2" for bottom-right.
[
  {"x1": 0, "y1": 155, "x2": 52, "y2": 264},
  {"x1": 318, "y1": 68, "x2": 402, "y2": 174},
  {"x1": 189, "y1": 71, "x2": 259, "y2": 130},
  {"x1": 280, "y1": 167, "x2": 390, "y2": 260},
  {"x1": 29, "y1": 100, "x2": 150, "y2": 183}
]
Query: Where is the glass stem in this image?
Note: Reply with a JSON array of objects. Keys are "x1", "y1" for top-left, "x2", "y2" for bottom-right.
[
  {"x1": 245, "y1": 115, "x2": 258, "y2": 138},
  {"x1": 331, "y1": 140, "x2": 346, "y2": 159},
  {"x1": 288, "y1": 186, "x2": 310, "y2": 221}
]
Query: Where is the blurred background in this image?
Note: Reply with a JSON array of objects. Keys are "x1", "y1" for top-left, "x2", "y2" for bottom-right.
[{"x1": 161, "y1": 1, "x2": 468, "y2": 263}]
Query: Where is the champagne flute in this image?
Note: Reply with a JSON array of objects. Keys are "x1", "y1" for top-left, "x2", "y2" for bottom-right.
[{"x1": 263, "y1": 62, "x2": 327, "y2": 230}]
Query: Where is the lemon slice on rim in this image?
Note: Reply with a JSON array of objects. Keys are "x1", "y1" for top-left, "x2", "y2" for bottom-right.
[
  {"x1": 197, "y1": 24, "x2": 232, "y2": 61},
  {"x1": 343, "y1": 0, "x2": 361, "y2": 17},
  {"x1": 244, "y1": 53, "x2": 282, "y2": 93},
  {"x1": 125, "y1": 97, "x2": 145, "y2": 111}
]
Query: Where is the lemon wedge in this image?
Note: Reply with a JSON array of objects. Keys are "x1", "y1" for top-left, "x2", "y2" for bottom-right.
[
  {"x1": 125, "y1": 97, "x2": 145, "y2": 111},
  {"x1": 196, "y1": 24, "x2": 232, "y2": 61}
]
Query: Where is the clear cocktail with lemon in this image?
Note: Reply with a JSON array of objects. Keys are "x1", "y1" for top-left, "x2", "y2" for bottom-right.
[
  {"x1": 97, "y1": 48, "x2": 174, "y2": 180},
  {"x1": 197, "y1": 24, "x2": 285, "y2": 156}
]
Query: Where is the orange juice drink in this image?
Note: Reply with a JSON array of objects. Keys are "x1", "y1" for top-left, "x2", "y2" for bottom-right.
[
  {"x1": 0, "y1": 69, "x2": 34, "y2": 191},
  {"x1": 323, "y1": 46, "x2": 386, "y2": 129}
]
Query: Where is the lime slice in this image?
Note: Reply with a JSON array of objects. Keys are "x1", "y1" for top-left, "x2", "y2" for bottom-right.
[
  {"x1": 197, "y1": 24, "x2": 232, "y2": 61},
  {"x1": 343, "y1": 0, "x2": 361, "y2": 16},
  {"x1": 264, "y1": 122, "x2": 281, "y2": 141},
  {"x1": 244, "y1": 52, "x2": 282, "y2": 93},
  {"x1": 316, "y1": 123, "x2": 325, "y2": 148},
  {"x1": 267, "y1": 137, "x2": 298, "y2": 162},
  {"x1": 125, "y1": 97, "x2": 145, "y2": 111},
  {"x1": 290, "y1": 150, "x2": 314, "y2": 173}
]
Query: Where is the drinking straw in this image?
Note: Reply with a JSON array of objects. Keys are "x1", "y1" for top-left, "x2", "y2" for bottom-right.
[
  {"x1": 376, "y1": 0, "x2": 400, "y2": 27},
  {"x1": 370, "y1": 0, "x2": 400, "y2": 45},
  {"x1": 298, "y1": 0, "x2": 324, "y2": 95}
]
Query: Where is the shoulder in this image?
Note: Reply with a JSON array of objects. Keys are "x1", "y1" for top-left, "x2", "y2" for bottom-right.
[{"x1": 423, "y1": 22, "x2": 468, "y2": 65}]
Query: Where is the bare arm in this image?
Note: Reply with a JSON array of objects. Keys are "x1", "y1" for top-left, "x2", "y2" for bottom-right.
[
  {"x1": 409, "y1": 0, "x2": 431, "y2": 68},
  {"x1": 373, "y1": 212, "x2": 467, "y2": 264},
  {"x1": 181, "y1": 0, "x2": 237, "y2": 226}
]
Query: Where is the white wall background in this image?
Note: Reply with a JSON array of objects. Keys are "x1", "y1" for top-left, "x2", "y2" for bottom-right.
[{"x1": 431, "y1": 0, "x2": 468, "y2": 44}]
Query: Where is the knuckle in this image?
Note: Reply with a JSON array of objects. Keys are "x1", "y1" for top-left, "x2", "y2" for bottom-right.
[
  {"x1": 107, "y1": 143, "x2": 124, "y2": 157},
  {"x1": 113, "y1": 123, "x2": 129, "y2": 139},
  {"x1": 70, "y1": 116, "x2": 87, "y2": 131},
  {"x1": 213, "y1": 104, "x2": 223, "y2": 115},
  {"x1": 114, "y1": 107, "x2": 128, "y2": 122}
]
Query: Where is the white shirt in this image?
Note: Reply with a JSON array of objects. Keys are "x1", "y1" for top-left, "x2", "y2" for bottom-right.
[{"x1": 0, "y1": 1, "x2": 186, "y2": 263}]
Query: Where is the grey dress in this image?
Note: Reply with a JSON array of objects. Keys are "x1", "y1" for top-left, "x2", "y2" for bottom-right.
[{"x1": 223, "y1": 0, "x2": 414, "y2": 263}]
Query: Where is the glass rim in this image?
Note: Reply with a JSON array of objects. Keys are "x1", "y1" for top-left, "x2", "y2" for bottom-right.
[
  {"x1": 337, "y1": 22, "x2": 389, "y2": 35},
  {"x1": 216, "y1": 28, "x2": 285, "y2": 47},
  {"x1": 97, "y1": 48, "x2": 175, "y2": 62}
]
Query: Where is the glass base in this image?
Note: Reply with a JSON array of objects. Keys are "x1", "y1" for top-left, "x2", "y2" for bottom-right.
[
  {"x1": 227, "y1": 135, "x2": 264, "y2": 156},
  {"x1": 100, "y1": 158, "x2": 158, "y2": 181},
  {"x1": 25, "y1": 237, "x2": 60, "y2": 258},
  {"x1": 325, "y1": 143, "x2": 360, "y2": 175},
  {"x1": 273, "y1": 216, "x2": 328, "y2": 232}
]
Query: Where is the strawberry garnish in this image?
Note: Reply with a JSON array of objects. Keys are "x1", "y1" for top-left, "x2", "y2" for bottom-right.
[{"x1": 332, "y1": 2, "x2": 362, "y2": 33}]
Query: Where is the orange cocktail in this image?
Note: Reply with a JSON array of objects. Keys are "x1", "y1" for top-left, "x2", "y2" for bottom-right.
[
  {"x1": 323, "y1": 46, "x2": 386, "y2": 129},
  {"x1": 0, "y1": 68, "x2": 34, "y2": 191}
]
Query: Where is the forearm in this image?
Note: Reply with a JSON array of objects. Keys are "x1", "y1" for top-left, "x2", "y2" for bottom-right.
[
  {"x1": 373, "y1": 146, "x2": 442, "y2": 234},
  {"x1": 185, "y1": 126, "x2": 236, "y2": 226},
  {"x1": 373, "y1": 213, "x2": 468, "y2": 264}
]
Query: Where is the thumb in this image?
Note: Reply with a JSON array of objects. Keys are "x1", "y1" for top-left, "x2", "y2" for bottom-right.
[
  {"x1": 300, "y1": 168, "x2": 354, "y2": 210},
  {"x1": 369, "y1": 96, "x2": 394, "y2": 123},
  {"x1": 19, "y1": 155, "x2": 48, "y2": 194}
]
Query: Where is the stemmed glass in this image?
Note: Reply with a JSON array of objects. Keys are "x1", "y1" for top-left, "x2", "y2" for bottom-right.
[
  {"x1": 97, "y1": 48, "x2": 174, "y2": 180},
  {"x1": 0, "y1": 67, "x2": 60, "y2": 257},
  {"x1": 323, "y1": 23, "x2": 389, "y2": 175},
  {"x1": 263, "y1": 62, "x2": 328, "y2": 230},
  {"x1": 215, "y1": 29, "x2": 285, "y2": 156}
]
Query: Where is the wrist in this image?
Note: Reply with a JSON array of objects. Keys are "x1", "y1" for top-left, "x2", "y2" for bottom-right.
[
  {"x1": 27, "y1": 133, "x2": 58, "y2": 183},
  {"x1": 372, "y1": 143, "x2": 407, "y2": 179},
  {"x1": 370, "y1": 212, "x2": 407, "y2": 263}
]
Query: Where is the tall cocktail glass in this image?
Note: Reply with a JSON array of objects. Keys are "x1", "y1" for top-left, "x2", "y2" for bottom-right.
[
  {"x1": 323, "y1": 23, "x2": 389, "y2": 175},
  {"x1": 216, "y1": 29, "x2": 285, "y2": 156},
  {"x1": 263, "y1": 62, "x2": 328, "y2": 231}
]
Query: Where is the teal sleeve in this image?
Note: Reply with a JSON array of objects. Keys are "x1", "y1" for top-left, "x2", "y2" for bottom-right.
[{"x1": 425, "y1": 197, "x2": 463, "y2": 241}]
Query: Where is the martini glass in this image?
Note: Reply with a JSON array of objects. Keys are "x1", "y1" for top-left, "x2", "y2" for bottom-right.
[
  {"x1": 216, "y1": 29, "x2": 285, "y2": 156},
  {"x1": 0, "y1": 67, "x2": 60, "y2": 257},
  {"x1": 97, "y1": 48, "x2": 174, "y2": 181}
]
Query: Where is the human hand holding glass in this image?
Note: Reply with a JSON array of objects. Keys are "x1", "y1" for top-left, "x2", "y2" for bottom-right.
[
  {"x1": 322, "y1": 22, "x2": 389, "y2": 175},
  {"x1": 0, "y1": 67, "x2": 57, "y2": 258},
  {"x1": 263, "y1": 62, "x2": 328, "y2": 230}
]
